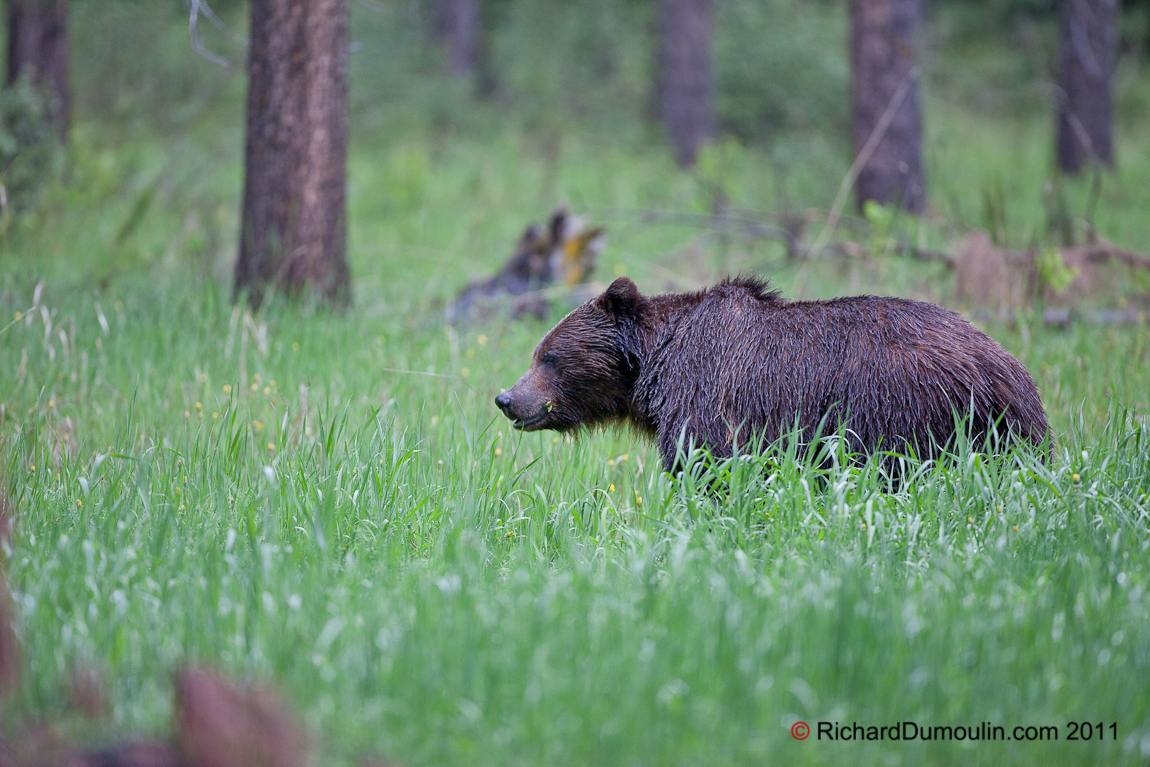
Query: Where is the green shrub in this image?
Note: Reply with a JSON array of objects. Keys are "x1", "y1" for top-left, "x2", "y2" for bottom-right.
[{"x1": 715, "y1": 0, "x2": 849, "y2": 144}]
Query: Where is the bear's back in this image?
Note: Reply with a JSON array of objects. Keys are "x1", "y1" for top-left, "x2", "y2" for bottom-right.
[{"x1": 641, "y1": 282, "x2": 1046, "y2": 459}]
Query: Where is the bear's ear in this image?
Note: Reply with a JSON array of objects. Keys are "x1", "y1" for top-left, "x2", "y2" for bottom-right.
[{"x1": 596, "y1": 277, "x2": 641, "y2": 318}]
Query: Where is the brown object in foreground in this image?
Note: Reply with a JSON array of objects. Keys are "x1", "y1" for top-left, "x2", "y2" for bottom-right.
[
  {"x1": 0, "y1": 488, "x2": 313, "y2": 767},
  {"x1": 656, "y1": 0, "x2": 714, "y2": 167},
  {"x1": 0, "y1": 670, "x2": 308, "y2": 766},
  {"x1": 0, "y1": 491, "x2": 18, "y2": 697},
  {"x1": 447, "y1": 208, "x2": 605, "y2": 324},
  {"x1": 1055, "y1": 0, "x2": 1118, "y2": 173},
  {"x1": 6, "y1": 0, "x2": 69, "y2": 141},
  {"x1": 174, "y1": 669, "x2": 309, "y2": 767},
  {"x1": 68, "y1": 665, "x2": 111, "y2": 720},
  {"x1": 0, "y1": 576, "x2": 15, "y2": 697},
  {"x1": 235, "y1": 0, "x2": 351, "y2": 308},
  {"x1": 849, "y1": 0, "x2": 925, "y2": 214},
  {"x1": 79, "y1": 740, "x2": 182, "y2": 767},
  {"x1": 495, "y1": 277, "x2": 1049, "y2": 472},
  {"x1": 0, "y1": 499, "x2": 290, "y2": 767},
  {"x1": 0, "y1": 494, "x2": 312, "y2": 767}
]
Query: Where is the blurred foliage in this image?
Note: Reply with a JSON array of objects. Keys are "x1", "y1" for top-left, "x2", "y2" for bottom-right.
[
  {"x1": 1035, "y1": 244, "x2": 1078, "y2": 294},
  {"x1": 715, "y1": 0, "x2": 848, "y2": 143},
  {"x1": 68, "y1": 0, "x2": 247, "y2": 138},
  {"x1": 1, "y1": 0, "x2": 1146, "y2": 293},
  {"x1": 484, "y1": 0, "x2": 655, "y2": 142},
  {"x1": 0, "y1": 74, "x2": 63, "y2": 216},
  {"x1": 349, "y1": 0, "x2": 849, "y2": 148},
  {"x1": 47, "y1": 0, "x2": 1149, "y2": 154},
  {"x1": 348, "y1": 0, "x2": 656, "y2": 146}
]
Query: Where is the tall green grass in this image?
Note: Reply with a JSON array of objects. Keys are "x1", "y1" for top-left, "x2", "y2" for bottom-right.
[{"x1": 2, "y1": 266, "x2": 1148, "y2": 764}]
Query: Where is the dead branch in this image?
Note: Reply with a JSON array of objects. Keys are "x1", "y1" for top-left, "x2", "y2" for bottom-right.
[
  {"x1": 186, "y1": 0, "x2": 245, "y2": 69},
  {"x1": 894, "y1": 241, "x2": 956, "y2": 268},
  {"x1": 1074, "y1": 244, "x2": 1150, "y2": 270},
  {"x1": 813, "y1": 65, "x2": 921, "y2": 253}
]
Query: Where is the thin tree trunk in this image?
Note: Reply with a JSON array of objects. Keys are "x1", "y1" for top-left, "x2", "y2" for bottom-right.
[
  {"x1": 236, "y1": 0, "x2": 351, "y2": 307},
  {"x1": 1056, "y1": 0, "x2": 1119, "y2": 173},
  {"x1": 6, "y1": 0, "x2": 69, "y2": 142},
  {"x1": 432, "y1": 0, "x2": 480, "y2": 77},
  {"x1": 656, "y1": 0, "x2": 714, "y2": 167},
  {"x1": 849, "y1": 0, "x2": 925, "y2": 214}
]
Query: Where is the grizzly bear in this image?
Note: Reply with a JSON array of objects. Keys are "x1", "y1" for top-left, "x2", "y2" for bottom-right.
[{"x1": 495, "y1": 277, "x2": 1049, "y2": 472}]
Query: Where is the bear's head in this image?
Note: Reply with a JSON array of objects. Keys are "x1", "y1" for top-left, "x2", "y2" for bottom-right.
[{"x1": 495, "y1": 277, "x2": 643, "y2": 432}]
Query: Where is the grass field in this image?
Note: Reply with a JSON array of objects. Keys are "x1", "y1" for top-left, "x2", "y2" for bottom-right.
[{"x1": 3, "y1": 44, "x2": 1150, "y2": 766}]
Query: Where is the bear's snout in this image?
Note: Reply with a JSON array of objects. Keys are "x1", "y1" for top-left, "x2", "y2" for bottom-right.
[{"x1": 495, "y1": 372, "x2": 556, "y2": 431}]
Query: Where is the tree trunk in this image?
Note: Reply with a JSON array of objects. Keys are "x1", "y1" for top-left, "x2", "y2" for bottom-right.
[
  {"x1": 1055, "y1": 0, "x2": 1119, "y2": 173},
  {"x1": 849, "y1": 0, "x2": 925, "y2": 214},
  {"x1": 236, "y1": 0, "x2": 351, "y2": 307},
  {"x1": 6, "y1": 0, "x2": 69, "y2": 142},
  {"x1": 432, "y1": 0, "x2": 480, "y2": 77},
  {"x1": 656, "y1": 0, "x2": 714, "y2": 167}
]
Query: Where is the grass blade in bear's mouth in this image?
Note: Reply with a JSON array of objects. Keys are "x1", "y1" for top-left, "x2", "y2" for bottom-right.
[{"x1": 514, "y1": 411, "x2": 549, "y2": 430}]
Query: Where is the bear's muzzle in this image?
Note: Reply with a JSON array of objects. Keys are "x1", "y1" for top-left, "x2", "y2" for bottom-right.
[{"x1": 495, "y1": 372, "x2": 554, "y2": 431}]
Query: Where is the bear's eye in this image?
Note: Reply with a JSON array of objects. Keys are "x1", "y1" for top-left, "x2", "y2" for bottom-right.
[{"x1": 540, "y1": 352, "x2": 559, "y2": 370}]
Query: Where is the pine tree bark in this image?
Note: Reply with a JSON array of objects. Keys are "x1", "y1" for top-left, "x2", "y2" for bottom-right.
[
  {"x1": 432, "y1": 0, "x2": 480, "y2": 77},
  {"x1": 656, "y1": 0, "x2": 714, "y2": 167},
  {"x1": 6, "y1": 0, "x2": 69, "y2": 142},
  {"x1": 849, "y1": 0, "x2": 925, "y2": 214},
  {"x1": 1055, "y1": 0, "x2": 1119, "y2": 173},
  {"x1": 236, "y1": 0, "x2": 350, "y2": 307}
]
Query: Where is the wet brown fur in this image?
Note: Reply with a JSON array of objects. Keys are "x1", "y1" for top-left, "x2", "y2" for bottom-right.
[{"x1": 496, "y1": 277, "x2": 1050, "y2": 472}]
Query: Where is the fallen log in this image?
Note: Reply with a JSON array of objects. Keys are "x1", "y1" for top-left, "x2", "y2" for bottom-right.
[
  {"x1": 955, "y1": 231, "x2": 1150, "y2": 309},
  {"x1": 447, "y1": 207, "x2": 606, "y2": 324}
]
